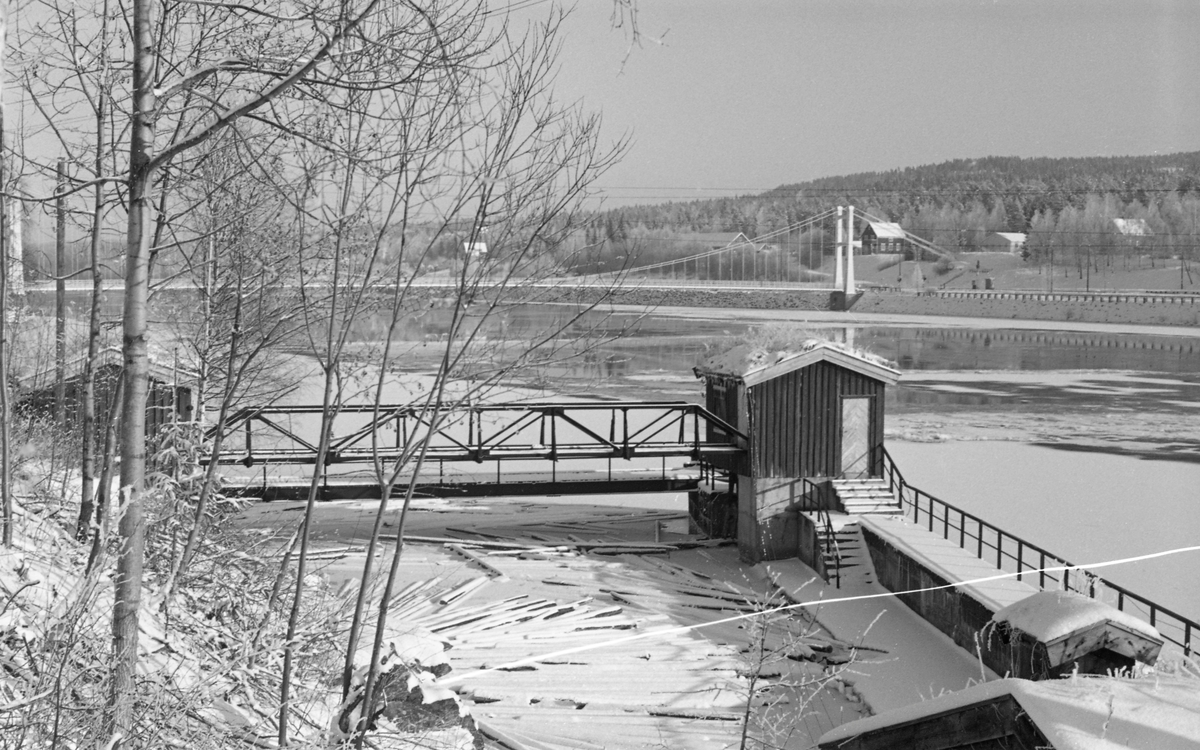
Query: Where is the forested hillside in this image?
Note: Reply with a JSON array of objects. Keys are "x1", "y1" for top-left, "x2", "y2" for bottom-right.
[{"x1": 576, "y1": 152, "x2": 1200, "y2": 277}]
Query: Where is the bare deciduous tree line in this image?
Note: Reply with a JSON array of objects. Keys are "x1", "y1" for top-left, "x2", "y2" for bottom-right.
[{"x1": 0, "y1": 0, "x2": 628, "y2": 745}]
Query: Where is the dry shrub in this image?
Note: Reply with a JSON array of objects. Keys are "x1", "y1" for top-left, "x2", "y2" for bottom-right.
[{"x1": 0, "y1": 472, "x2": 358, "y2": 748}]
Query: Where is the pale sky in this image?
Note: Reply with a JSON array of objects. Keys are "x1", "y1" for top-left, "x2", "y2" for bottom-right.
[{"x1": 538, "y1": 0, "x2": 1200, "y2": 204}]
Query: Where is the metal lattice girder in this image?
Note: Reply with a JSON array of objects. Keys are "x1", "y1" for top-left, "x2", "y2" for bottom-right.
[{"x1": 203, "y1": 401, "x2": 746, "y2": 467}]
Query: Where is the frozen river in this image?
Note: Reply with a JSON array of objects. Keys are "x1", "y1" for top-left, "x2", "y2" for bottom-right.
[
  {"x1": 887, "y1": 440, "x2": 1200, "y2": 622},
  {"x1": 122, "y1": 293, "x2": 1199, "y2": 622},
  {"x1": 515, "y1": 306, "x2": 1200, "y2": 621}
]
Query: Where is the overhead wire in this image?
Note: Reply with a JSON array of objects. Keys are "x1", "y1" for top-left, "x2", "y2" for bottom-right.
[{"x1": 433, "y1": 542, "x2": 1200, "y2": 688}]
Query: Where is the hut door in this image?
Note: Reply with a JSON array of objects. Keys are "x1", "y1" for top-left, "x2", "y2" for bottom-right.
[{"x1": 840, "y1": 397, "x2": 871, "y2": 478}]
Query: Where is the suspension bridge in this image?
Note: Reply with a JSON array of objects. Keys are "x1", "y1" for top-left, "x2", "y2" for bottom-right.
[{"x1": 577, "y1": 206, "x2": 953, "y2": 292}]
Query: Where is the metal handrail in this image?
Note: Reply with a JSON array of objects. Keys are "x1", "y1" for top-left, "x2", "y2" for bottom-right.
[
  {"x1": 878, "y1": 447, "x2": 1195, "y2": 657},
  {"x1": 800, "y1": 478, "x2": 841, "y2": 589}
]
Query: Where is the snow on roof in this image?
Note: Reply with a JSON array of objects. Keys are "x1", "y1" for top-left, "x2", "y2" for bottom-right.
[
  {"x1": 992, "y1": 232, "x2": 1027, "y2": 243},
  {"x1": 820, "y1": 674, "x2": 1200, "y2": 750},
  {"x1": 864, "y1": 221, "x2": 906, "y2": 240},
  {"x1": 992, "y1": 590, "x2": 1162, "y2": 644},
  {"x1": 694, "y1": 340, "x2": 900, "y2": 387},
  {"x1": 819, "y1": 678, "x2": 1014, "y2": 744},
  {"x1": 1015, "y1": 675, "x2": 1200, "y2": 750}
]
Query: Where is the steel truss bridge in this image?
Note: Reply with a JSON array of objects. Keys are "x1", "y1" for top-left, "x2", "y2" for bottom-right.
[{"x1": 208, "y1": 401, "x2": 746, "y2": 500}]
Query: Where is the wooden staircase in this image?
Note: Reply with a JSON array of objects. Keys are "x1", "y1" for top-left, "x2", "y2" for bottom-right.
[
  {"x1": 805, "y1": 512, "x2": 875, "y2": 588},
  {"x1": 831, "y1": 477, "x2": 902, "y2": 515}
]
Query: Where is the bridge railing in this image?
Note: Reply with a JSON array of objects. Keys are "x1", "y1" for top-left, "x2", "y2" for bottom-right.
[
  {"x1": 206, "y1": 400, "x2": 748, "y2": 468},
  {"x1": 878, "y1": 447, "x2": 1196, "y2": 657}
]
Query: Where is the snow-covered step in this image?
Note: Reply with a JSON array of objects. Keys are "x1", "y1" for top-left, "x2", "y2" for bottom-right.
[
  {"x1": 831, "y1": 477, "x2": 901, "y2": 515},
  {"x1": 813, "y1": 518, "x2": 876, "y2": 588}
]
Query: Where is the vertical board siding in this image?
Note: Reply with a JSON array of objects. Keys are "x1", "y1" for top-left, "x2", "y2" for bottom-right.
[{"x1": 747, "y1": 360, "x2": 885, "y2": 479}]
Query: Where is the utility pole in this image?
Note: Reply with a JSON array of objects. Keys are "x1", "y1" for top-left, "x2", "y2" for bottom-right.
[{"x1": 1049, "y1": 244, "x2": 1054, "y2": 294}]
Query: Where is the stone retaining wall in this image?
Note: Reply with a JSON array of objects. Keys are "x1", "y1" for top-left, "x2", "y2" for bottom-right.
[
  {"x1": 404, "y1": 284, "x2": 1200, "y2": 326},
  {"x1": 598, "y1": 287, "x2": 838, "y2": 310},
  {"x1": 404, "y1": 285, "x2": 839, "y2": 311},
  {"x1": 861, "y1": 524, "x2": 1014, "y2": 678},
  {"x1": 853, "y1": 290, "x2": 1200, "y2": 327}
]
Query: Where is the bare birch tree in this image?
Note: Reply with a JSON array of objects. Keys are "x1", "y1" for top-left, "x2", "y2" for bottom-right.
[{"x1": 10, "y1": 0, "x2": 628, "y2": 741}]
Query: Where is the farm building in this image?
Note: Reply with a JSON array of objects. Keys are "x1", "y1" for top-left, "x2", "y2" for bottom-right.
[
  {"x1": 859, "y1": 221, "x2": 907, "y2": 255},
  {"x1": 980, "y1": 231, "x2": 1027, "y2": 254},
  {"x1": 693, "y1": 340, "x2": 900, "y2": 561}
]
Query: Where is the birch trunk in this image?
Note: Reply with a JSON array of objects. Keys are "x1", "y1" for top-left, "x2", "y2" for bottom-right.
[{"x1": 108, "y1": 0, "x2": 155, "y2": 735}]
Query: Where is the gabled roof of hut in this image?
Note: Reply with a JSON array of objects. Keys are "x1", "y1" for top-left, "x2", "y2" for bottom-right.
[
  {"x1": 819, "y1": 675, "x2": 1200, "y2": 750},
  {"x1": 693, "y1": 340, "x2": 901, "y2": 388},
  {"x1": 862, "y1": 221, "x2": 906, "y2": 240}
]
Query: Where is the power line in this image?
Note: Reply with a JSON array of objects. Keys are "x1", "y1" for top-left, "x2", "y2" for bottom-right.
[{"x1": 434, "y1": 542, "x2": 1200, "y2": 688}]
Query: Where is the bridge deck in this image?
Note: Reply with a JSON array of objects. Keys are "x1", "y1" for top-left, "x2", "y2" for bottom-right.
[
  {"x1": 227, "y1": 468, "x2": 704, "y2": 501},
  {"x1": 209, "y1": 400, "x2": 744, "y2": 500}
]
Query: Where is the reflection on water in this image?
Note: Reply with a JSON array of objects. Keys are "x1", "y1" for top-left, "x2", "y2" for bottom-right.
[
  {"x1": 420, "y1": 306, "x2": 1200, "y2": 378},
  {"x1": 30, "y1": 291, "x2": 1200, "y2": 408},
  {"x1": 861, "y1": 327, "x2": 1200, "y2": 373},
  {"x1": 344, "y1": 305, "x2": 1200, "y2": 410},
  {"x1": 888, "y1": 375, "x2": 1200, "y2": 412}
]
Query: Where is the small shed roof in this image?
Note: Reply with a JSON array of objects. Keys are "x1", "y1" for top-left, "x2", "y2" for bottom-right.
[
  {"x1": 694, "y1": 341, "x2": 901, "y2": 388},
  {"x1": 820, "y1": 675, "x2": 1200, "y2": 750},
  {"x1": 992, "y1": 590, "x2": 1160, "y2": 644},
  {"x1": 863, "y1": 221, "x2": 906, "y2": 240}
]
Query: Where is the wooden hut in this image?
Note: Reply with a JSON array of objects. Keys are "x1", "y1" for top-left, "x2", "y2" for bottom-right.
[
  {"x1": 17, "y1": 346, "x2": 197, "y2": 441},
  {"x1": 694, "y1": 341, "x2": 900, "y2": 561}
]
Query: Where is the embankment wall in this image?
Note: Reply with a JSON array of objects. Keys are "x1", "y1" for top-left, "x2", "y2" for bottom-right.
[
  {"x1": 854, "y1": 290, "x2": 1200, "y2": 327},
  {"x1": 584, "y1": 287, "x2": 839, "y2": 310},
  {"x1": 408, "y1": 283, "x2": 1200, "y2": 327},
  {"x1": 861, "y1": 524, "x2": 1013, "y2": 678},
  {"x1": 406, "y1": 285, "x2": 839, "y2": 311}
]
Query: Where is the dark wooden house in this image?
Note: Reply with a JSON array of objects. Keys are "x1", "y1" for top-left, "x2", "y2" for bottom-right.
[
  {"x1": 694, "y1": 342, "x2": 900, "y2": 560},
  {"x1": 860, "y1": 221, "x2": 908, "y2": 256},
  {"x1": 17, "y1": 347, "x2": 196, "y2": 441}
]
